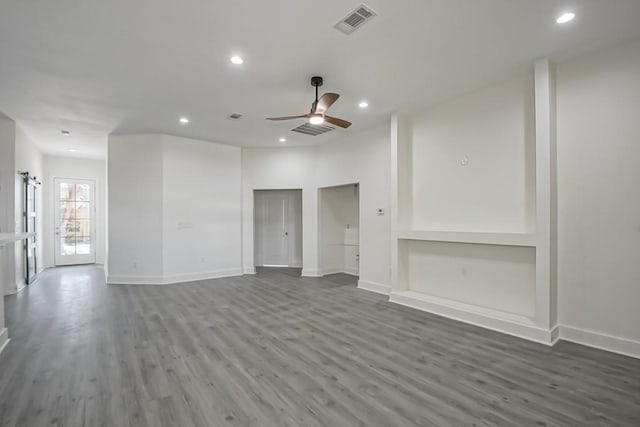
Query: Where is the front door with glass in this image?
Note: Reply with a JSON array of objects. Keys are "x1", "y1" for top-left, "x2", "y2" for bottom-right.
[{"x1": 54, "y1": 178, "x2": 96, "y2": 266}]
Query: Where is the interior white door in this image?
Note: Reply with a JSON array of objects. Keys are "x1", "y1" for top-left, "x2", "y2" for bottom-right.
[
  {"x1": 258, "y1": 193, "x2": 289, "y2": 266},
  {"x1": 54, "y1": 178, "x2": 96, "y2": 266}
]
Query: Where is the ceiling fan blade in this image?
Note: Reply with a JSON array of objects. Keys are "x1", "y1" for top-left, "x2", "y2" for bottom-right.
[
  {"x1": 266, "y1": 114, "x2": 309, "y2": 121},
  {"x1": 315, "y1": 93, "x2": 340, "y2": 113},
  {"x1": 324, "y1": 115, "x2": 352, "y2": 128}
]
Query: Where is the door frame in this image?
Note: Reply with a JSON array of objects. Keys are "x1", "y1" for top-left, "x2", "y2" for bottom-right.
[
  {"x1": 317, "y1": 182, "x2": 360, "y2": 277},
  {"x1": 253, "y1": 189, "x2": 303, "y2": 268},
  {"x1": 53, "y1": 177, "x2": 97, "y2": 266}
]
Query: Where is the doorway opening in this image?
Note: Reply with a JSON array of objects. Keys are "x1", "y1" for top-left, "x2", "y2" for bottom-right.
[
  {"x1": 254, "y1": 190, "x2": 303, "y2": 272},
  {"x1": 318, "y1": 183, "x2": 359, "y2": 277}
]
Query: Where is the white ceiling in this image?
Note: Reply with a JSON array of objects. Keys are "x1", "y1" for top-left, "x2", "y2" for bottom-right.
[{"x1": 1, "y1": 0, "x2": 639, "y2": 159}]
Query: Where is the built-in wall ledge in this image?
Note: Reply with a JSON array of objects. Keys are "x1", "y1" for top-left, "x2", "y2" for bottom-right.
[
  {"x1": 395, "y1": 230, "x2": 537, "y2": 247},
  {"x1": 0, "y1": 232, "x2": 35, "y2": 246}
]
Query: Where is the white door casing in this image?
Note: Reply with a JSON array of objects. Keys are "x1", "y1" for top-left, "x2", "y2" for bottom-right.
[
  {"x1": 257, "y1": 192, "x2": 289, "y2": 266},
  {"x1": 54, "y1": 178, "x2": 96, "y2": 266}
]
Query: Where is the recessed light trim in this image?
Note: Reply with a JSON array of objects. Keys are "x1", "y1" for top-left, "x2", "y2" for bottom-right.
[
  {"x1": 230, "y1": 55, "x2": 244, "y2": 65},
  {"x1": 556, "y1": 12, "x2": 575, "y2": 24},
  {"x1": 68, "y1": 148, "x2": 77, "y2": 152},
  {"x1": 279, "y1": 138, "x2": 286, "y2": 143},
  {"x1": 359, "y1": 101, "x2": 369, "y2": 108},
  {"x1": 179, "y1": 117, "x2": 190, "y2": 124}
]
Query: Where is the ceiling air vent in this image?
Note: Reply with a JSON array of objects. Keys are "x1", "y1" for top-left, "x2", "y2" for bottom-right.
[
  {"x1": 228, "y1": 113, "x2": 243, "y2": 120},
  {"x1": 291, "y1": 123, "x2": 335, "y2": 136},
  {"x1": 334, "y1": 4, "x2": 377, "y2": 35}
]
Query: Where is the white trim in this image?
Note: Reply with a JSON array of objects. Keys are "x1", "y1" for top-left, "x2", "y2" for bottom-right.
[
  {"x1": 107, "y1": 268, "x2": 243, "y2": 285},
  {"x1": 106, "y1": 275, "x2": 165, "y2": 285},
  {"x1": 0, "y1": 328, "x2": 9, "y2": 356},
  {"x1": 243, "y1": 267, "x2": 256, "y2": 275},
  {"x1": 343, "y1": 266, "x2": 359, "y2": 276},
  {"x1": 162, "y1": 268, "x2": 243, "y2": 284},
  {"x1": 357, "y1": 280, "x2": 391, "y2": 295},
  {"x1": 396, "y1": 230, "x2": 537, "y2": 247},
  {"x1": 389, "y1": 290, "x2": 557, "y2": 345},
  {"x1": 315, "y1": 267, "x2": 359, "y2": 277},
  {"x1": 559, "y1": 325, "x2": 640, "y2": 359},
  {"x1": 550, "y1": 324, "x2": 560, "y2": 345},
  {"x1": 319, "y1": 267, "x2": 343, "y2": 276},
  {"x1": 53, "y1": 177, "x2": 97, "y2": 266},
  {"x1": 301, "y1": 268, "x2": 321, "y2": 277}
]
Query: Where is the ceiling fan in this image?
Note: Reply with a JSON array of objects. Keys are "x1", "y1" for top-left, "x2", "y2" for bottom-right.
[{"x1": 266, "y1": 76, "x2": 352, "y2": 128}]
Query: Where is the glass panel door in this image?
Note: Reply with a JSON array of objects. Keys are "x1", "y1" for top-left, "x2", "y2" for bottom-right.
[{"x1": 54, "y1": 179, "x2": 96, "y2": 266}]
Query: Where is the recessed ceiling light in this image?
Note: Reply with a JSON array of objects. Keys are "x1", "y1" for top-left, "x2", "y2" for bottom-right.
[
  {"x1": 230, "y1": 55, "x2": 244, "y2": 65},
  {"x1": 279, "y1": 138, "x2": 286, "y2": 143},
  {"x1": 61, "y1": 130, "x2": 70, "y2": 135},
  {"x1": 359, "y1": 101, "x2": 369, "y2": 108},
  {"x1": 68, "y1": 148, "x2": 77, "y2": 152},
  {"x1": 556, "y1": 12, "x2": 575, "y2": 24},
  {"x1": 179, "y1": 117, "x2": 190, "y2": 124}
]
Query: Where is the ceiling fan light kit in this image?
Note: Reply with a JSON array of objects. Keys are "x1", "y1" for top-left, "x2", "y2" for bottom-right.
[
  {"x1": 266, "y1": 76, "x2": 352, "y2": 130},
  {"x1": 309, "y1": 114, "x2": 325, "y2": 125}
]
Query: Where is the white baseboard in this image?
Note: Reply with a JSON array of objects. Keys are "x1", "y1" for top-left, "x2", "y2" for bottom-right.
[
  {"x1": 162, "y1": 268, "x2": 243, "y2": 284},
  {"x1": 0, "y1": 328, "x2": 9, "y2": 356},
  {"x1": 319, "y1": 267, "x2": 343, "y2": 276},
  {"x1": 106, "y1": 275, "x2": 165, "y2": 285},
  {"x1": 559, "y1": 325, "x2": 640, "y2": 359},
  {"x1": 107, "y1": 268, "x2": 243, "y2": 285},
  {"x1": 301, "y1": 268, "x2": 321, "y2": 277},
  {"x1": 389, "y1": 290, "x2": 557, "y2": 345},
  {"x1": 343, "y1": 266, "x2": 359, "y2": 276},
  {"x1": 243, "y1": 267, "x2": 256, "y2": 275},
  {"x1": 314, "y1": 267, "x2": 360, "y2": 277},
  {"x1": 357, "y1": 280, "x2": 391, "y2": 295}
]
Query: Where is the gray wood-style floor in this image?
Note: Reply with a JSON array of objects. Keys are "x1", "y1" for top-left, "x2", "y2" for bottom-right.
[{"x1": 0, "y1": 266, "x2": 638, "y2": 426}]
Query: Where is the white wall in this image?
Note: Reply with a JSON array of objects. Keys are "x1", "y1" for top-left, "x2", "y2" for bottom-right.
[
  {"x1": 42, "y1": 156, "x2": 107, "y2": 267},
  {"x1": 0, "y1": 114, "x2": 15, "y2": 342},
  {"x1": 410, "y1": 73, "x2": 536, "y2": 233},
  {"x1": 405, "y1": 241, "x2": 536, "y2": 317},
  {"x1": 108, "y1": 134, "x2": 242, "y2": 284},
  {"x1": 0, "y1": 114, "x2": 16, "y2": 297},
  {"x1": 162, "y1": 135, "x2": 242, "y2": 281},
  {"x1": 13, "y1": 125, "x2": 44, "y2": 291},
  {"x1": 556, "y1": 39, "x2": 640, "y2": 356},
  {"x1": 108, "y1": 134, "x2": 164, "y2": 281},
  {"x1": 242, "y1": 124, "x2": 391, "y2": 290}
]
